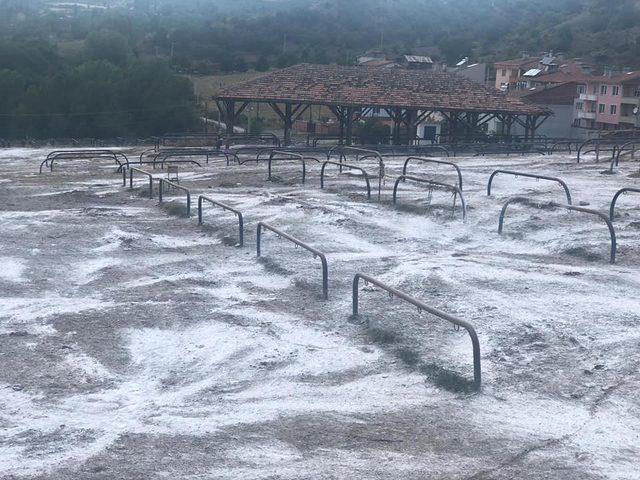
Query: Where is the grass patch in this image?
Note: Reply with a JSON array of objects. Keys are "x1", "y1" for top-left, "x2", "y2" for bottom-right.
[
  {"x1": 162, "y1": 202, "x2": 189, "y2": 218},
  {"x1": 420, "y1": 363, "x2": 476, "y2": 393},
  {"x1": 366, "y1": 327, "x2": 397, "y2": 345},
  {"x1": 564, "y1": 246, "x2": 602, "y2": 262},
  {"x1": 395, "y1": 347, "x2": 421, "y2": 366},
  {"x1": 257, "y1": 257, "x2": 292, "y2": 275}
]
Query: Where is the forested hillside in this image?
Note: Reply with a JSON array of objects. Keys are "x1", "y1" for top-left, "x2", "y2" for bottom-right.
[{"x1": 1, "y1": 0, "x2": 639, "y2": 139}]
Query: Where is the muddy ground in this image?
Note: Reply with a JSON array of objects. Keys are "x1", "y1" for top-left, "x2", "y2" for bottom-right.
[{"x1": 0, "y1": 147, "x2": 639, "y2": 479}]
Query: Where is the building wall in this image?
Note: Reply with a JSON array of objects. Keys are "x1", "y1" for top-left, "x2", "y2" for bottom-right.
[
  {"x1": 495, "y1": 66, "x2": 519, "y2": 90},
  {"x1": 455, "y1": 64, "x2": 488, "y2": 85},
  {"x1": 594, "y1": 83, "x2": 622, "y2": 125}
]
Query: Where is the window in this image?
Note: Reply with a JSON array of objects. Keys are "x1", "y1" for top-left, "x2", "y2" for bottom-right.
[
  {"x1": 592, "y1": 85, "x2": 598, "y2": 95},
  {"x1": 635, "y1": 87, "x2": 640, "y2": 97},
  {"x1": 578, "y1": 85, "x2": 586, "y2": 94},
  {"x1": 612, "y1": 86, "x2": 620, "y2": 96},
  {"x1": 501, "y1": 68, "x2": 506, "y2": 76},
  {"x1": 610, "y1": 105, "x2": 617, "y2": 115},
  {"x1": 600, "y1": 85, "x2": 608, "y2": 95},
  {"x1": 576, "y1": 102, "x2": 584, "y2": 111},
  {"x1": 599, "y1": 104, "x2": 606, "y2": 113}
]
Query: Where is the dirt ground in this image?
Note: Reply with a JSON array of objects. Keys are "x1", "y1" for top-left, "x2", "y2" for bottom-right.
[{"x1": 0, "y1": 147, "x2": 639, "y2": 479}]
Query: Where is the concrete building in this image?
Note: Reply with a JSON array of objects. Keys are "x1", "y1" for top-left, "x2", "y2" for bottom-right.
[{"x1": 573, "y1": 71, "x2": 640, "y2": 131}]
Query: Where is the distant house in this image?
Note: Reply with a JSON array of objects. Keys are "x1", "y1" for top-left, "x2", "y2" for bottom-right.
[
  {"x1": 494, "y1": 56, "x2": 541, "y2": 91},
  {"x1": 494, "y1": 53, "x2": 592, "y2": 91},
  {"x1": 508, "y1": 83, "x2": 585, "y2": 138},
  {"x1": 572, "y1": 71, "x2": 640, "y2": 131},
  {"x1": 402, "y1": 55, "x2": 437, "y2": 70},
  {"x1": 450, "y1": 58, "x2": 491, "y2": 85}
]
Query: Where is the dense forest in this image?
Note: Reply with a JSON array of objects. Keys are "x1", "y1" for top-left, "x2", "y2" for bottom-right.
[{"x1": 1, "y1": 0, "x2": 639, "y2": 139}]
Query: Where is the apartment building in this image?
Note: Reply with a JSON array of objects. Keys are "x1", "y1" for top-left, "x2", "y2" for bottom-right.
[{"x1": 573, "y1": 72, "x2": 640, "y2": 130}]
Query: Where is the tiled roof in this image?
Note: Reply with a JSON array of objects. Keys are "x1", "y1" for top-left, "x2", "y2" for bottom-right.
[
  {"x1": 216, "y1": 64, "x2": 548, "y2": 115},
  {"x1": 531, "y1": 71, "x2": 592, "y2": 84},
  {"x1": 494, "y1": 57, "x2": 540, "y2": 68}
]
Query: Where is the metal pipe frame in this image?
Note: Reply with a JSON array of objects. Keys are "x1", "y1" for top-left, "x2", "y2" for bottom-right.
[
  {"x1": 576, "y1": 138, "x2": 636, "y2": 163},
  {"x1": 127, "y1": 167, "x2": 154, "y2": 198},
  {"x1": 256, "y1": 222, "x2": 328, "y2": 299},
  {"x1": 44, "y1": 148, "x2": 127, "y2": 166},
  {"x1": 327, "y1": 146, "x2": 384, "y2": 201},
  {"x1": 609, "y1": 187, "x2": 640, "y2": 221},
  {"x1": 393, "y1": 175, "x2": 467, "y2": 220},
  {"x1": 473, "y1": 144, "x2": 546, "y2": 157},
  {"x1": 41, "y1": 150, "x2": 128, "y2": 174},
  {"x1": 487, "y1": 170, "x2": 572, "y2": 204},
  {"x1": 611, "y1": 140, "x2": 640, "y2": 171},
  {"x1": 225, "y1": 133, "x2": 281, "y2": 148},
  {"x1": 267, "y1": 151, "x2": 311, "y2": 184},
  {"x1": 152, "y1": 150, "x2": 213, "y2": 169},
  {"x1": 142, "y1": 148, "x2": 221, "y2": 165},
  {"x1": 402, "y1": 157, "x2": 463, "y2": 190},
  {"x1": 549, "y1": 140, "x2": 582, "y2": 155},
  {"x1": 352, "y1": 273, "x2": 481, "y2": 390},
  {"x1": 320, "y1": 161, "x2": 372, "y2": 200},
  {"x1": 498, "y1": 197, "x2": 617, "y2": 264},
  {"x1": 158, "y1": 179, "x2": 192, "y2": 217},
  {"x1": 198, "y1": 195, "x2": 244, "y2": 246}
]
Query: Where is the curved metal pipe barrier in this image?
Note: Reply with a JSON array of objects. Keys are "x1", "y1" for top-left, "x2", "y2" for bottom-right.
[
  {"x1": 127, "y1": 167, "x2": 154, "y2": 198},
  {"x1": 610, "y1": 140, "x2": 640, "y2": 171},
  {"x1": 402, "y1": 157, "x2": 463, "y2": 190},
  {"x1": 267, "y1": 151, "x2": 309, "y2": 184},
  {"x1": 352, "y1": 273, "x2": 481, "y2": 390},
  {"x1": 327, "y1": 146, "x2": 384, "y2": 200},
  {"x1": 256, "y1": 222, "x2": 328, "y2": 299},
  {"x1": 158, "y1": 179, "x2": 191, "y2": 217},
  {"x1": 320, "y1": 161, "x2": 372, "y2": 200},
  {"x1": 487, "y1": 170, "x2": 572, "y2": 204},
  {"x1": 393, "y1": 175, "x2": 467, "y2": 220},
  {"x1": 41, "y1": 150, "x2": 127, "y2": 174},
  {"x1": 498, "y1": 197, "x2": 617, "y2": 264},
  {"x1": 609, "y1": 187, "x2": 640, "y2": 221},
  {"x1": 198, "y1": 196, "x2": 244, "y2": 246}
]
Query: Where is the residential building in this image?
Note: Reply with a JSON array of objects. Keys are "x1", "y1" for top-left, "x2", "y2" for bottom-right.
[
  {"x1": 573, "y1": 71, "x2": 640, "y2": 131},
  {"x1": 507, "y1": 82, "x2": 584, "y2": 138},
  {"x1": 450, "y1": 57, "x2": 491, "y2": 85},
  {"x1": 495, "y1": 53, "x2": 592, "y2": 91}
]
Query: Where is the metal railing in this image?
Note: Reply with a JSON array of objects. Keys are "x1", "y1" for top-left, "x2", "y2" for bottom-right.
[
  {"x1": 609, "y1": 187, "x2": 640, "y2": 221},
  {"x1": 158, "y1": 179, "x2": 191, "y2": 217},
  {"x1": 126, "y1": 167, "x2": 155, "y2": 198},
  {"x1": 267, "y1": 151, "x2": 313, "y2": 184},
  {"x1": 198, "y1": 196, "x2": 244, "y2": 246},
  {"x1": 352, "y1": 273, "x2": 481, "y2": 390},
  {"x1": 40, "y1": 149, "x2": 129, "y2": 174},
  {"x1": 402, "y1": 157, "x2": 463, "y2": 190},
  {"x1": 327, "y1": 146, "x2": 385, "y2": 200},
  {"x1": 487, "y1": 170, "x2": 572, "y2": 204},
  {"x1": 256, "y1": 222, "x2": 329, "y2": 299},
  {"x1": 320, "y1": 161, "x2": 372, "y2": 200},
  {"x1": 393, "y1": 176, "x2": 467, "y2": 220},
  {"x1": 498, "y1": 197, "x2": 617, "y2": 264},
  {"x1": 610, "y1": 140, "x2": 640, "y2": 172}
]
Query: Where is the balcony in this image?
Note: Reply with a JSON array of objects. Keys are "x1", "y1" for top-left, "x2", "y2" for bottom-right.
[
  {"x1": 621, "y1": 96, "x2": 640, "y2": 105},
  {"x1": 576, "y1": 111, "x2": 596, "y2": 119},
  {"x1": 619, "y1": 115, "x2": 639, "y2": 125},
  {"x1": 579, "y1": 93, "x2": 597, "y2": 101}
]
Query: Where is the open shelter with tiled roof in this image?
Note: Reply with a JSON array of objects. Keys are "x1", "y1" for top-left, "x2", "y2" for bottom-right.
[{"x1": 214, "y1": 64, "x2": 551, "y2": 144}]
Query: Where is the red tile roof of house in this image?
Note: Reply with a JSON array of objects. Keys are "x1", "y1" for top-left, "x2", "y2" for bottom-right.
[{"x1": 216, "y1": 64, "x2": 548, "y2": 115}]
